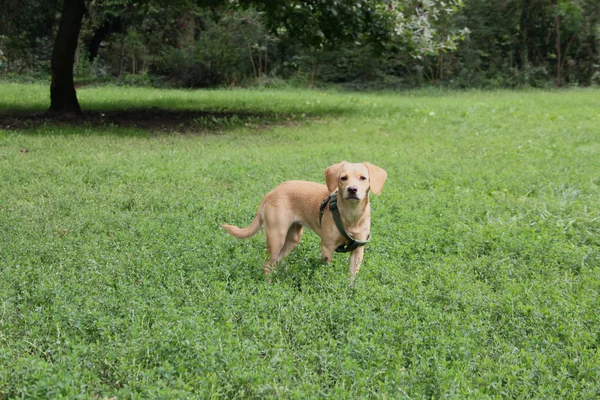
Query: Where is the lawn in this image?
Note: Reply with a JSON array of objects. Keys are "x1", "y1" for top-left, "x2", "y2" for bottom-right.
[{"x1": 1, "y1": 83, "x2": 599, "y2": 398}]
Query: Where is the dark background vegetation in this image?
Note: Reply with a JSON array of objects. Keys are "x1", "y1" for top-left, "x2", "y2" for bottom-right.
[{"x1": 1, "y1": 0, "x2": 599, "y2": 89}]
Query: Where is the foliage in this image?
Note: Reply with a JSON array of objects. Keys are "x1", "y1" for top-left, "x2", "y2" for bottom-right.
[
  {"x1": 154, "y1": 9, "x2": 276, "y2": 87},
  {"x1": 0, "y1": 0, "x2": 56, "y2": 76},
  {"x1": 389, "y1": 0, "x2": 468, "y2": 57},
  {"x1": 446, "y1": 0, "x2": 600, "y2": 87},
  {"x1": 0, "y1": 0, "x2": 599, "y2": 87}
]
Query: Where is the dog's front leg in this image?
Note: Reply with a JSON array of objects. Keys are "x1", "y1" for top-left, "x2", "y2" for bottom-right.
[
  {"x1": 349, "y1": 246, "x2": 365, "y2": 283},
  {"x1": 321, "y1": 242, "x2": 335, "y2": 264}
]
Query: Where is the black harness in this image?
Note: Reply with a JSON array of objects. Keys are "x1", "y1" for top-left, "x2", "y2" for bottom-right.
[{"x1": 319, "y1": 192, "x2": 370, "y2": 253}]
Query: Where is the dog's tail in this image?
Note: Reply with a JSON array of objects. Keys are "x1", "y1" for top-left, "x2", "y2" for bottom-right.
[{"x1": 221, "y1": 210, "x2": 263, "y2": 239}]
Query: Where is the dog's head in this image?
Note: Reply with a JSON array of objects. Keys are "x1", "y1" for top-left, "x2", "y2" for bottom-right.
[{"x1": 324, "y1": 161, "x2": 387, "y2": 201}]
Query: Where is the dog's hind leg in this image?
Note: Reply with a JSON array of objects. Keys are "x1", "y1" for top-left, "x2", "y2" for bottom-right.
[
  {"x1": 263, "y1": 226, "x2": 287, "y2": 276},
  {"x1": 263, "y1": 223, "x2": 304, "y2": 276},
  {"x1": 276, "y1": 222, "x2": 304, "y2": 261}
]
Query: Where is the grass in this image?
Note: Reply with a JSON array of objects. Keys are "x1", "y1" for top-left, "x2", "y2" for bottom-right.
[{"x1": 1, "y1": 83, "x2": 599, "y2": 398}]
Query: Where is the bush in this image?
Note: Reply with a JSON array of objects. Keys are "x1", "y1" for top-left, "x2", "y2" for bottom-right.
[{"x1": 155, "y1": 10, "x2": 275, "y2": 88}]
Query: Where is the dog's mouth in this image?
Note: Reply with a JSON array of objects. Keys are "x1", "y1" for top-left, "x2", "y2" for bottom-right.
[{"x1": 345, "y1": 194, "x2": 360, "y2": 201}]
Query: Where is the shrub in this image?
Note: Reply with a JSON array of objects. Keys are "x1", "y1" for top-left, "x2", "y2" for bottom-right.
[{"x1": 156, "y1": 9, "x2": 275, "y2": 88}]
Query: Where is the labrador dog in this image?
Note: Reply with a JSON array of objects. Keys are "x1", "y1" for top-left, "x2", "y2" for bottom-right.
[{"x1": 221, "y1": 162, "x2": 387, "y2": 282}]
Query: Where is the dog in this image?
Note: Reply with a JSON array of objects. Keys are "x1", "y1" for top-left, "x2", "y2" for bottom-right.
[{"x1": 221, "y1": 162, "x2": 387, "y2": 282}]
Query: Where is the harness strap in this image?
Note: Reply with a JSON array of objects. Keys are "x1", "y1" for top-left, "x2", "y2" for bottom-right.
[{"x1": 319, "y1": 192, "x2": 370, "y2": 253}]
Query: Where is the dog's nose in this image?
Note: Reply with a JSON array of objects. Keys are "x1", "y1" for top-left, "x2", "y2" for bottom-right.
[{"x1": 347, "y1": 186, "x2": 358, "y2": 194}]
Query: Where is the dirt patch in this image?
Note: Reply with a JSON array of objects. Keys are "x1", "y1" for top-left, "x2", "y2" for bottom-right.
[{"x1": 0, "y1": 108, "x2": 297, "y2": 133}]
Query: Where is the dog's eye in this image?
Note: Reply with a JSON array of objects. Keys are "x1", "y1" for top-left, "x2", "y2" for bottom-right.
[
  {"x1": 360, "y1": 176, "x2": 367, "y2": 181},
  {"x1": 340, "y1": 176, "x2": 348, "y2": 181}
]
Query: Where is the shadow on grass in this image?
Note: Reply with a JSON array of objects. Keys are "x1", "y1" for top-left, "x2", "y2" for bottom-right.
[{"x1": 0, "y1": 107, "x2": 306, "y2": 135}]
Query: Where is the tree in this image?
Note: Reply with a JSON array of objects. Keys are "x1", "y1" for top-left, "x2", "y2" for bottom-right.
[
  {"x1": 46, "y1": 0, "x2": 401, "y2": 114},
  {"x1": 49, "y1": 0, "x2": 86, "y2": 114},
  {"x1": 0, "y1": 0, "x2": 58, "y2": 74},
  {"x1": 3, "y1": 0, "x2": 598, "y2": 95},
  {"x1": 452, "y1": 0, "x2": 599, "y2": 87}
]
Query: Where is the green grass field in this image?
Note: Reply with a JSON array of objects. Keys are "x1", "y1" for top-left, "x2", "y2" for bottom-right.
[{"x1": 1, "y1": 83, "x2": 599, "y2": 398}]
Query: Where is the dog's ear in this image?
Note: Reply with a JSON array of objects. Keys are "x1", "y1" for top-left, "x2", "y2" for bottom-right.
[
  {"x1": 364, "y1": 162, "x2": 387, "y2": 195},
  {"x1": 324, "y1": 161, "x2": 346, "y2": 193}
]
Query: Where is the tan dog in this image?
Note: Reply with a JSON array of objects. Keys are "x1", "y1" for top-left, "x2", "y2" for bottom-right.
[{"x1": 221, "y1": 162, "x2": 387, "y2": 282}]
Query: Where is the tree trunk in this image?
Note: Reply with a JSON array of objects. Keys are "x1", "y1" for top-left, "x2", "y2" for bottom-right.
[
  {"x1": 518, "y1": 4, "x2": 529, "y2": 70},
  {"x1": 119, "y1": 37, "x2": 126, "y2": 76},
  {"x1": 88, "y1": 17, "x2": 124, "y2": 63},
  {"x1": 88, "y1": 21, "x2": 111, "y2": 63},
  {"x1": 555, "y1": 14, "x2": 562, "y2": 86},
  {"x1": 49, "y1": 0, "x2": 86, "y2": 114},
  {"x1": 552, "y1": 0, "x2": 564, "y2": 87}
]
